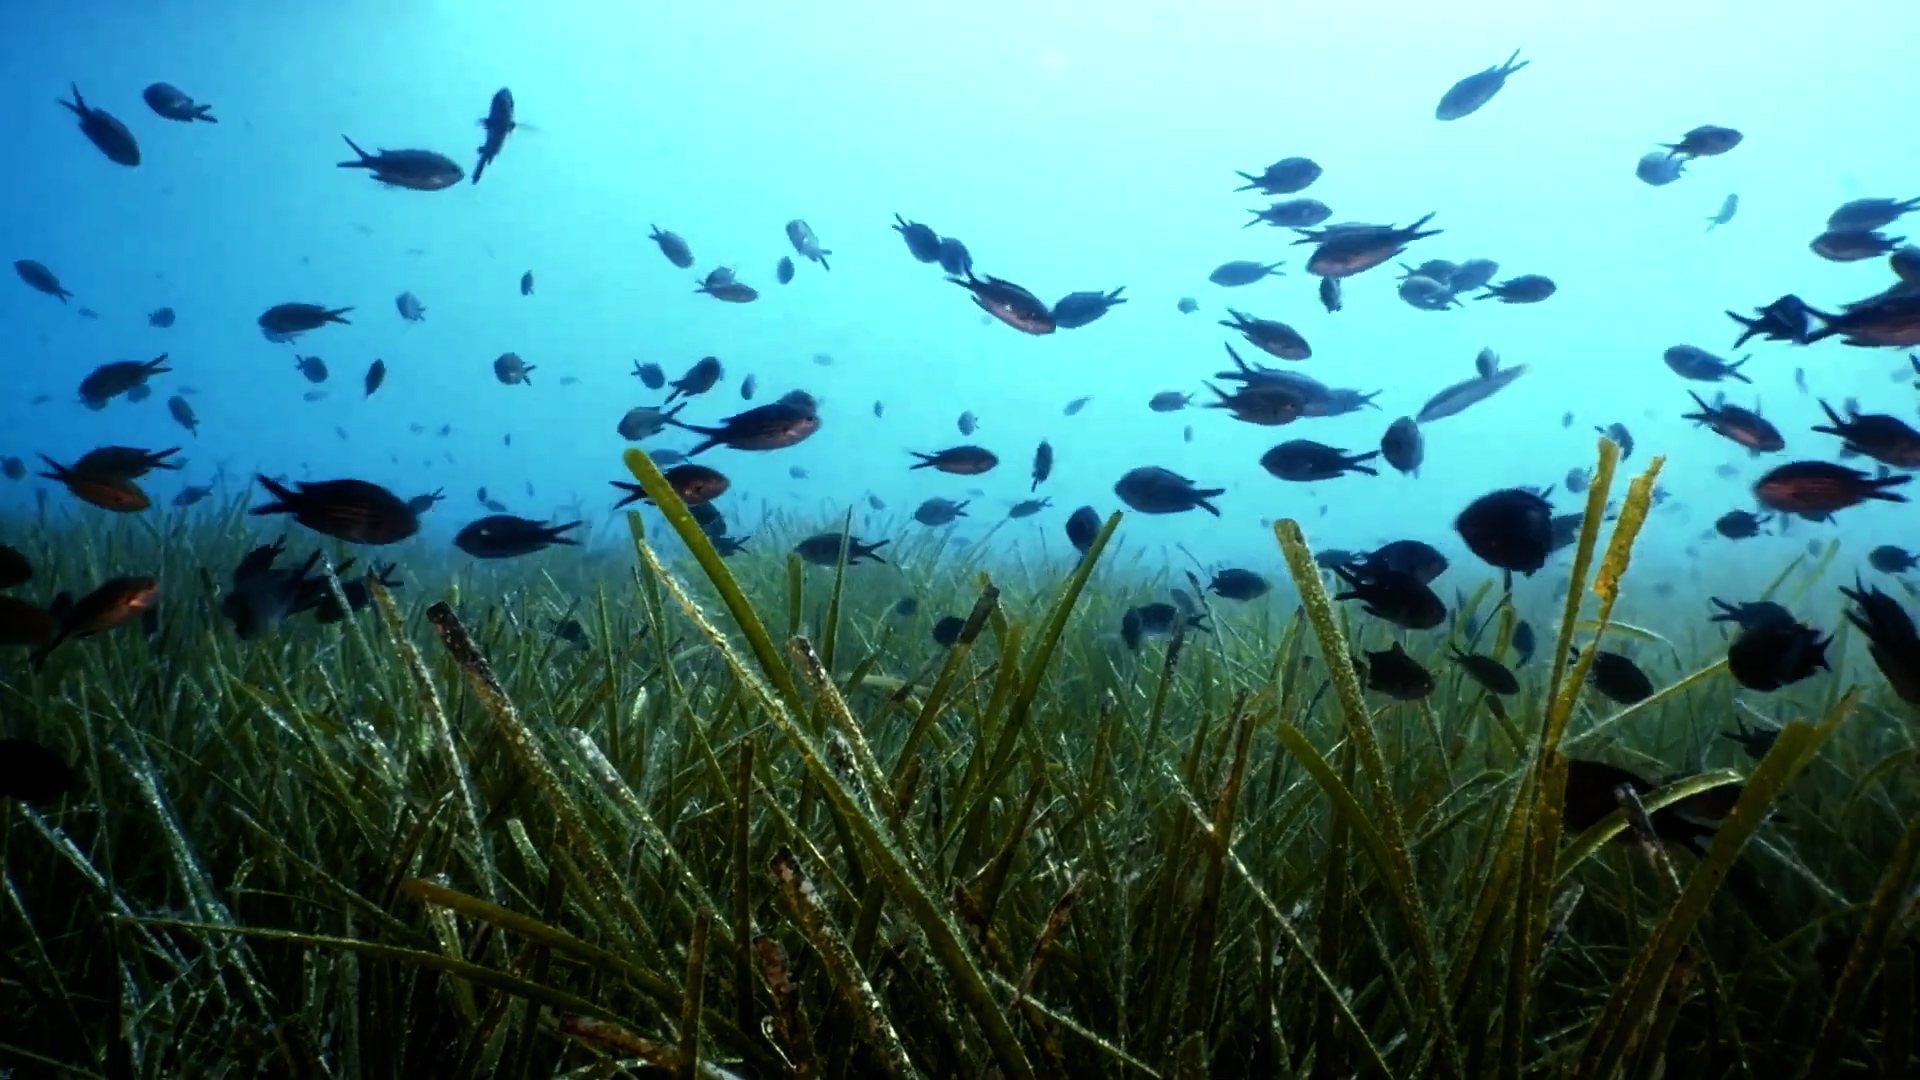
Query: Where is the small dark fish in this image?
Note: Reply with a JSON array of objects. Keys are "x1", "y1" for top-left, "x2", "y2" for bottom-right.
[
  {"x1": 148, "y1": 306, "x2": 176, "y2": 328},
  {"x1": 1662, "y1": 125, "x2": 1743, "y2": 159},
  {"x1": 1319, "y1": 276, "x2": 1343, "y2": 313},
  {"x1": 1114, "y1": 466, "x2": 1223, "y2": 516},
  {"x1": 167, "y1": 395, "x2": 198, "y2": 436},
  {"x1": 72, "y1": 445, "x2": 181, "y2": 481},
  {"x1": 1595, "y1": 422, "x2": 1635, "y2": 460},
  {"x1": 1260, "y1": 440, "x2": 1379, "y2": 481},
  {"x1": 1869, "y1": 545, "x2": 1918, "y2": 574},
  {"x1": 931, "y1": 616, "x2": 966, "y2": 647},
  {"x1": 1829, "y1": 196, "x2": 1920, "y2": 233},
  {"x1": 794, "y1": 532, "x2": 889, "y2": 566},
  {"x1": 1721, "y1": 717, "x2": 1781, "y2": 761},
  {"x1": 14, "y1": 259, "x2": 73, "y2": 303},
  {"x1": 670, "y1": 394, "x2": 821, "y2": 455},
  {"x1": 1362, "y1": 642, "x2": 1434, "y2": 700},
  {"x1": 1663, "y1": 345, "x2": 1750, "y2": 384},
  {"x1": 1812, "y1": 398, "x2": 1920, "y2": 467},
  {"x1": 1031, "y1": 439, "x2": 1053, "y2": 490},
  {"x1": 892, "y1": 214, "x2": 942, "y2": 262},
  {"x1": 1452, "y1": 647, "x2": 1520, "y2": 694},
  {"x1": 1714, "y1": 510, "x2": 1771, "y2": 539},
  {"x1": 454, "y1": 514, "x2": 582, "y2": 559},
  {"x1": 1177, "y1": 297, "x2": 1199, "y2": 314},
  {"x1": 471, "y1": 88, "x2": 516, "y2": 184},
  {"x1": 493, "y1": 353, "x2": 535, "y2": 386},
  {"x1": 1208, "y1": 260, "x2": 1285, "y2": 287},
  {"x1": 1380, "y1": 416, "x2": 1422, "y2": 475},
  {"x1": 38, "y1": 456, "x2": 151, "y2": 512},
  {"x1": 1064, "y1": 395, "x2": 1092, "y2": 415},
  {"x1": 1332, "y1": 566, "x2": 1446, "y2": 630},
  {"x1": 1435, "y1": 48, "x2": 1528, "y2": 121},
  {"x1": 1220, "y1": 307, "x2": 1311, "y2": 360},
  {"x1": 1065, "y1": 506, "x2": 1100, "y2": 555},
  {"x1": 785, "y1": 219, "x2": 832, "y2": 270},
  {"x1": 1706, "y1": 597, "x2": 1795, "y2": 633},
  {"x1": 337, "y1": 135, "x2": 463, "y2": 191},
  {"x1": 937, "y1": 236, "x2": 973, "y2": 276},
  {"x1": 1810, "y1": 229, "x2": 1903, "y2": 263},
  {"x1": 1753, "y1": 461, "x2": 1910, "y2": 514},
  {"x1": 142, "y1": 82, "x2": 216, "y2": 123},
  {"x1": 1052, "y1": 287, "x2": 1128, "y2": 329},
  {"x1": 776, "y1": 256, "x2": 795, "y2": 285},
  {"x1": 1008, "y1": 497, "x2": 1052, "y2": 519},
  {"x1": 365, "y1": 359, "x2": 387, "y2": 397},
  {"x1": 913, "y1": 497, "x2": 969, "y2": 526},
  {"x1": 251, "y1": 476, "x2": 419, "y2": 545},
  {"x1": 59, "y1": 84, "x2": 140, "y2": 166},
  {"x1": 172, "y1": 482, "x2": 214, "y2": 507},
  {"x1": 634, "y1": 361, "x2": 667, "y2": 389},
  {"x1": 1207, "y1": 568, "x2": 1269, "y2": 601},
  {"x1": 650, "y1": 226, "x2": 694, "y2": 268},
  {"x1": 1705, "y1": 193, "x2": 1739, "y2": 231},
  {"x1": 1456, "y1": 487, "x2": 1555, "y2": 575},
  {"x1": 891, "y1": 597, "x2": 920, "y2": 619},
  {"x1": 696, "y1": 271, "x2": 758, "y2": 303},
  {"x1": 1727, "y1": 618, "x2": 1829, "y2": 692},
  {"x1": 395, "y1": 291, "x2": 426, "y2": 322},
  {"x1": 520, "y1": 271, "x2": 535, "y2": 295},
  {"x1": 1583, "y1": 648, "x2": 1655, "y2": 704},
  {"x1": 952, "y1": 271, "x2": 1054, "y2": 334},
  {"x1": 1303, "y1": 213, "x2": 1442, "y2": 279},
  {"x1": 666, "y1": 356, "x2": 723, "y2": 402},
  {"x1": 1233, "y1": 157, "x2": 1322, "y2": 195},
  {"x1": 296, "y1": 355, "x2": 329, "y2": 383},
  {"x1": 910, "y1": 445, "x2": 998, "y2": 475},
  {"x1": 1475, "y1": 274, "x2": 1556, "y2": 303},
  {"x1": 0, "y1": 457, "x2": 24, "y2": 481},
  {"x1": 1635, "y1": 151, "x2": 1687, "y2": 186},
  {"x1": 1842, "y1": 575, "x2": 1920, "y2": 703},
  {"x1": 1727, "y1": 294, "x2": 1812, "y2": 349},
  {"x1": 1247, "y1": 198, "x2": 1333, "y2": 229},
  {"x1": 1363, "y1": 540, "x2": 1449, "y2": 584},
  {"x1": 1511, "y1": 620, "x2": 1537, "y2": 664},
  {"x1": 261, "y1": 303, "x2": 351, "y2": 336}
]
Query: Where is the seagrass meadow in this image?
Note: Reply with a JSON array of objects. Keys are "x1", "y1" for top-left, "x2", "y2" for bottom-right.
[{"x1": 1, "y1": 444, "x2": 1915, "y2": 1079}]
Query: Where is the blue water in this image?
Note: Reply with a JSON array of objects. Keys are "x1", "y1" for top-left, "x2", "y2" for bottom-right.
[{"x1": 4, "y1": 0, "x2": 1917, "y2": 599}]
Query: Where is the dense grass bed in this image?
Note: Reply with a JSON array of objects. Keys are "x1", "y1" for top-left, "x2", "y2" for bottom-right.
[{"x1": 1, "y1": 446, "x2": 1914, "y2": 1079}]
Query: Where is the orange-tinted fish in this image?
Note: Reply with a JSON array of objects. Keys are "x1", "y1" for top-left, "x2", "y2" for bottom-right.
[
  {"x1": 30, "y1": 575, "x2": 159, "y2": 670},
  {"x1": 612, "y1": 463, "x2": 731, "y2": 508},
  {"x1": 38, "y1": 456, "x2": 151, "y2": 511}
]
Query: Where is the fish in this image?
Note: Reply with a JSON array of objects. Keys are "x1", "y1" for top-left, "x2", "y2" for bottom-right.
[
  {"x1": 634, "y1": 361, "x2": 667, "y2": 389},
  {"x1": 1207, "y1": 568, "x2": 1270, "y2": 601},
  {"x1": 1361, "y1": 642, "x2": 1435, "y2": 700},
  {"x1": 1726, "y1": 618, "x2": 1830, "y2": 692},
  {"x1": 958, "y1": 411, "x2": 979, "y2": 435},
  {"x1": 142, "y1": 82, "x2": 216, "y2": 123},
  {"x1": 932, "y1": 616, "x2": 966, "y2": 647},
  {"x1": 1435, "y1": 48, "x2": 1528, "y2": 121},
  {"x1": 1233, "y1": 157, "x2": 1322, "y2": 195},
  {"x1": 892, "y1": 215, "x2": 942, "y2": 262},
  {"x1": 1149, "y1": 392, "x2": 1192, "y2": 412},
  {"x1": 913, "y1": 497, "x2": 970, "y2": 526},
  {"x1": 472, "y1": 88, "x2": 516, "y2": 184},
  {"x1": 520, "y1": 271, "x2": 535, "y2": 296},
  {"x1": 260, "y1": 303, "x2": 351, "y2": 336},
  {"x1": 1031, "y1": 439, "x2": 1053, "y2": 491},
  {"x1": 1705, "y1": 193, "x2": 1739, "y2": 231},
  {"x1": 59, "y1": 84, "x2": 140, "y2": 166},
  {"x1": 454, "y1": 515, "x2": 583, "y2": 559},
  {"x1": 1841, "y1": 576, "x2": 1920, "y2": 703},
  {"x1": 1319, "y1": 276, "x2": 1343, "y2": 312},
  {"x1": 952, "y1": 271, "x2": 1054, "y2": 334},
  {"x1": 296, "y1": 355, "x2": 329, "y2": 383},
  {"x1": 1219, "y1": 308, "x2": 1310, "y2": 360},
  {"x1": 909, "y1": 446, "x2": 998, "y2": 475},
  {"x1": 1332, "y1": 566, "x2": 1447, "y2": 630},
  {"x1": 1415, "y1": 347, "x2": 1527, "y2": 423},
  {"x1": 1681, "y1": 392, "x2": 1784, "y2": 453},
  {"x1": 667, "y1": 395, "x2": 819, "y2": 455},
  {"x1": 1475, "y1": 274, "x2": 1556, "y2": 303},
  {"x1": 1065, "y1": 506, "x2": 1101, "y2": 555},
  {"x1": 938, "y1": 237, "x2": 973, "y2": 276},
  {"x1": 650, "y1": 227, "x2": 694, "y2": 268},
  {"x1": 14, "y1": 259, "x2": 73, "y2": 303},
  {"x1": 1456, "y1": 487, "x2": 1555, "y2": 575},
  {"x1": 794, "y1": 533, "x2": 889, "y2": 566},
  {"x1": 776, "y1": 256, "x2": 795, "y2": 285},
  {"x1": 1303, "y1": 213, "x2": 1442, "y2": 278},
  {"x1": 38, "y1": 456, "x2": 151, "y2": 512},
  {"x1": 1063, "y1": 396, "x2": 1092, "y2": 416},
  {"x1": 1663, "y1": 345, "x2": 1750, "y2": 383},
  {"x1": 1259, "y1": 440, "x2": 1380, "y2": 481},
  {"x1": 337, "y1": 135, "x2": 463, "y2": 190},
  {"x1": 1582, "y1": 648, "x2": 1654, "y2": 704},
  {"x1": 30, "y1": 575, "x2": 160, "y2": 671},
  {"x1": 1811, "y1": 399, "x2": 1920, "y2": 467},
  {"x1": 1451, "y1": 647, "x2": 1520, "y2": 695},
  {"x1": 1661, "y1": 125, "x2": 1743, "y2": 159},
  {"x1": 1753, "y1": 461, "x2": 1909, "y2": 514},
  {"x1": 395, "y1": 291, "x2": 427, "y2": 321},
  {"x1": 1208, "y1": 260, "x2": 1285, "y2": 287},
  {"x1": 1727, "y1": 294, "x2": 1812, "y2": 348},
  {"x1": 1380, "y1": 417, "x2": 1423, "y2": 476},
  {"x1": 1868, "y1": 545, "x2": 1918, "y2": 574},
  {"x1": 1828, "y1": 196, "x2": 1920, "y2": 233},
  {"x1": 1246, "y1": 199, "x2": 1333, "y2": 229},
  {"x1": 250, "y1": 476, "x2": 420, "y2": 545},
  {"x1": 148, "y1": 306, "x2": 176, "y2": 328},
  {"x1": 365, "y1": 360, "x2": 387, "y2": 397},
  {"x1": 784, "y1": 219, "x2": 832, "y2": 270},
  {"x1": 1052, "y1": 287, "x2": 1128, "y2": 329},
  {"x1": 1634, "y1": 151, "x2": 1687, "y2": 186},
  {"x1": 1114, "y1": 466, "x2": 1223, "y2": 516}
]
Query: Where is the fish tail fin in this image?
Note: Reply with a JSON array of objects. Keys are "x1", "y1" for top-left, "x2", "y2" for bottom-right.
[
  {"x1": 195, "y1": 105, "x2": 218, "y2": 123},
  {"x1": 338, "y1": 135, "x2": 371, "y2": 167},
  {"x1": 250, "y1": 474, "x2": 295, "y2": 515}
]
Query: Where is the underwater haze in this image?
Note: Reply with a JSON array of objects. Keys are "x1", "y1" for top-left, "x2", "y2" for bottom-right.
[{"x1": 4, "y1": 0, "x2": 1919, "y2": 586}]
